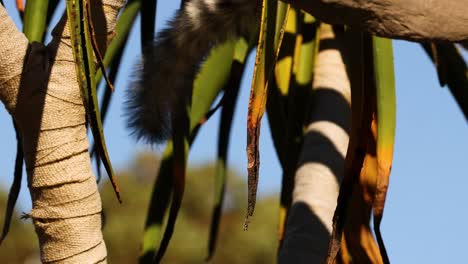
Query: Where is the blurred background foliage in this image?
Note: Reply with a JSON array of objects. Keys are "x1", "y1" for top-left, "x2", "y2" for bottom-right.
[
  {"x1": 0, "y1": 152, "x2": 279, "y2": 263},
  {"x1": 0, "y1": 192, "x2": 37, "y2": 263}
]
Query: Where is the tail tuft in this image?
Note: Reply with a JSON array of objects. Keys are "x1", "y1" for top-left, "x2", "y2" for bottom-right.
[{"x1": 126, "y1": 0, "x2": 260, "y2": 143}]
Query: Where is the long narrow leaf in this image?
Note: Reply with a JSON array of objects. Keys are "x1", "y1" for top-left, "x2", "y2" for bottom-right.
[
  {"x1": 422, "y1": 43, "x2": 468, "y2": 120},
  {"x1": 154, "y1": 114, "x2": 189, "y2": 263},
  {"x1": 95, "y1": 0, "x2": 140, "y2": 84},
  {"x1": 65, "y1": 0, "x2": 121, "y2": 201},
  {"x1": 372, "y1": 36, "x2": 396, "y2": 264},
  {"x1": 155, "y1": 39, "x2": 243, "y2": 262},
  {"x1": 0, "y1": 121, "x2": 23, "y2": 245},
  {"x1": 90, "y1": 2, "x2": 137, "y2": 179},
  {"x1": 140, "y1": 144, "x2": 175, "y2": 263},
  {"x1": 245, "y1": 0, "x2": 289, "y2": 229},
  {"x1": 46, "y1": 0, "x2": 60, "y2": 27},
  {"x1": 23, "y1": 0, "x2": 49, "y2": 42},
  {"x1": 93, "y1": 34, "x2": 128, "y2": 182},
  {"x1": 140, "y1": 40, "x2": 239, "y2": 262},
  {"x1": 328, "y1": 29, "x2": 369, "y2": 263},
  {"x1": 84, "y1": 0, "x2": 121, "y2": 201},
  {"x1": 267, "y1": 8, "x2": 298, "y2": 170},
  {"x1": 85, "y1": 4, "x2": 115, "y2": 92},
  {"x1": 207, "y1": 38, "x2": 250, "y2": 260},
  {"x1": 336, "y1": 34, "x2": 395, "y2": 264},
  {"x1": 341, "y1": 116, "x2": 383, "y2": 264}
]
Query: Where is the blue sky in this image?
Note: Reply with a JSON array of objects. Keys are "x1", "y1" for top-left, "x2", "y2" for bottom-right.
[{"x1": 1, "y1": 1, "x2": 468, "y2": 263}]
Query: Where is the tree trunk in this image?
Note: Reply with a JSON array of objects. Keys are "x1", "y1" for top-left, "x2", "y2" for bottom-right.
[
  {"x1": 0, "y1": 1, "x2": 125, "y2": 262},
  {"x1": 283, "y1": 0, "x2": 468, "y2": 42},
  {"x1": 279, "y1": 24, "x2": 351, "y2": 263}
]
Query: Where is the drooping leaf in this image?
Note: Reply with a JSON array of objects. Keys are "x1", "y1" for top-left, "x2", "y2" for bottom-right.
[
  {"x1": 338, "y1": 33, "x2": 379, "y2": 262},
  {"x1": 422, "y1": 43, "x2": 468, "y2": 121},
  {"x1": 90, "y1": 1, "x2": 139, "y2": 122},
  {"x1": 140, "y1": 40, "x2": 240, "y2": 263},
  {"x1": 266, "y1": 7, "x2": 298, "y2": 170},
  {"x1": 90, "y1": 1, "x2": 138, "y2": 179},
  {"x1": 93, "y1": 35, "x2": 127, "y2": 182},
  {"x1": 428, "y1": 43, "x2": 447, "y2": 86},
  {"x1": 371, "y1": 36, "x2": 396, "y2": 264},
  {"x1": 46, "y1": 0, "x2": 60, "y2": 27},
  {"x1": 95, "y1": 0, "x2": 140, "y2": 84},
  {"x1": 140, "y1": 144, "x2": 175, "y2": 263},
  {"x1": 245, "y1": 0, "x2": 289, "y2": 229},
  {"x1": 270, "y1": 7, "x2": 296, "y2": 242},
  {"x1": 331, "y1": 33, "x2": 395, "y2": 264},
  {"x1": 85, "y1": 4, "x2": 115, "y2": 92},
  {"x1": 65, "y1": 0, "x2": 121, "y2": 202},
  {"x1": 0, "y1": 121, "x2": 23, "y2": 246},
  {"x1": 341, "y1": 111, "x2": 383, "y2": 264},
  {"x1": 328, "y1": 29, "x2": 369, "y2": 263},
  {"x1": 207, "y1": 38, "x2": 251, "y2": 260},
  {"x1": 154, "y1": 114, "x2": 189, "y2": 264},
  {"x1": 23, "y1": 0, "x2": 48, "y2": 42}
]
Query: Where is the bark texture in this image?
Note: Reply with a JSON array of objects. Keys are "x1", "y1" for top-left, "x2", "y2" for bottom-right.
[
  {"x1": 0, "y1": 1, "x2": 125, "y2": 262},
  {"x1": 284, "y1": 0, "x2": 468, "y2": 42},
  {"x1": 279, "y1": 24, "x2": 351, "y2": 263}
]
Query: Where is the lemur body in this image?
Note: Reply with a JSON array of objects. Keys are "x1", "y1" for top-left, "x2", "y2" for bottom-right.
[{"x1": 127, "y1": 0, "x2": 260, "y2": 143}]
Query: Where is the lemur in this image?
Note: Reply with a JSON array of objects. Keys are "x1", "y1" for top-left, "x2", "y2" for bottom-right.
[{"x1": 126, "y1": 0, "x2": 261, "y2": 143}]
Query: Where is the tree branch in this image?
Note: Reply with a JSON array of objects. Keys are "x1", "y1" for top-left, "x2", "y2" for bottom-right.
[
  {"x1": 0, "y1": 0, "x2": 125, "y2": 262},
  {"x1": 0, "y1": 5, "x2": 28, "y2": 110},
  {"x1": 283, "y1": 0, "x2": 468, "y2": 42}
]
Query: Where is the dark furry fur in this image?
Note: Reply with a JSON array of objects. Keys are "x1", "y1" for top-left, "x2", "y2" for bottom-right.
[{"x1": 127, "y1": 0, "x2": 260, "y2": 143}]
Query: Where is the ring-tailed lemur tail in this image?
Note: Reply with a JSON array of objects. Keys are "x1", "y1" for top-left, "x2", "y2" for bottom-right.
[{"x1": 127, "y1": 0, "x2": 261, "y2": 143}]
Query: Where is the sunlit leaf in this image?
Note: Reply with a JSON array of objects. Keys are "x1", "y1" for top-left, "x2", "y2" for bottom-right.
[
  {"x1": 341, "y1": 117, "x2": 383, "y2": 264},
  {"x1": 246, "y1": 0, "x2": 289, "y2": 229},
  {"x1": 328, "y1": 32, "x2": 395, "y2": 264},
  {"x1": 23, "y1": 0, "x2": 48, "y2": 42},
  {"x1": 372, "y1": 36, "x2": 396, "y2": 264},
  {"x1": 267, "y1": 8, "x2": 298, "y2": 169},
  {"x1": 269, "y1": 8, "x2": 298, "y2": 242},
  {"x1": 328, "y1": 28, "x2": 368, "y2": 263}
]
